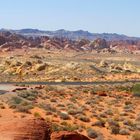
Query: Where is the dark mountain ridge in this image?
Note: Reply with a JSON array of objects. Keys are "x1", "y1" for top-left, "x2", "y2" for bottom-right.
[{"x1": 0, "y1": 28, "x2": 140, "y2": 41}]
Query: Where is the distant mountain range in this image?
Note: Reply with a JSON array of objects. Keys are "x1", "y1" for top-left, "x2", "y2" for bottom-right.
[
  {"x1": 0, "y1": 29, "x2": 140, "y2": 53},
  {"x1": 0, "y1": 28, "x2": 140, "y2": 41}
]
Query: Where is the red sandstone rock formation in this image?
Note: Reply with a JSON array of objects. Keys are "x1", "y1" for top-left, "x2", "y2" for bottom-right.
[
  {"x1": 51, "y1": 131, "x2": 90, "y2": 140},
  {"x1": 0, "y1": 118, "x2": 90, "y2": 140},
  {"x1": 0, "y1": 31, "x2": 140, "y2": 52}
]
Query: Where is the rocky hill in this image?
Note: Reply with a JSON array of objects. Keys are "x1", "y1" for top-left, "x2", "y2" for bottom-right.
[
  {"x1": 0, "y1": 31, "x2": 140, "y2": 53},
  {"x1": 0, "y1": 118, "x2": 89, "y2": 140},
  {"x1": 1, "y1": 28, "x2": 140, "y2": 41}
]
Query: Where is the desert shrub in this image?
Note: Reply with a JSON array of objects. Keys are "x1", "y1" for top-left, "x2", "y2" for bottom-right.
[
  {"x1": 86, "y1": 128, "x2": 98, "y2": 139},
  {"x1": 61, "y1": 122, "x2": 79, "y2": 131},
  {"x1": 110, "y1": 125, "x2": 120, "y2": 134},
  {"x1": 50, "y1": 98, "x2": 57, "y2": 102},
  {"x1": 132, "y1": 133, "x2": 140, "y2": 140},
  {"x1": 92, "y1": 118, "x2": 106, "y2": 127},
  {"x1": 10, "y1": 97, "x2": 22, "y2": 104},
  {"x1": 18, "y1": 89, "x2": 39, "y2": 101},
  {"x1": 51, "y1": 123, "x2": 63, "y2": 131},
  {"x1": 69, "y1": 97, "x2": 77, "y2": 103},
  {"x1": 118, "y1": 85, "x2": 132, "y2": 92},
  {"x1": 132, "y1": 84, "x2": 140, "y2": 97},
  {"x1": 39, "y1": 103, "x2": 57, "y2": 112},
  {"x1": 60, "y1": 121, "x2": 68, "y2": 126},
  {"x1": 34, "y1": 112, "x2": 41, "y2": 118},
  {"x1": 78, "y1": 127, "x2": 84, "y2": 132},
  {"x1": 108, "y1": 118, "x2": 119, "y2": 126},
  {"x1": 76, "y1": 107, "x2": 85, "y2": 114},
  {"x1": 108, "y1": 119, "x2": 120, "y2": 134},
  {"x1": 82, "y1": 89, "x2": 89, "y2": 93},
  {"x1": 57, "y1": 104, "x2": 65, "y2": 107},
  {"x1": 16, "y1": 104, "x2": 33, "y2": 113},
  {"x1": 125, "y1": 100, "x2": 132, "y2": 105},
  {"x1": 90, "y1": 89, "x2": 97, "y2": 95},
  {"x1": 8, "y1": 97, "x2": 33, "y2": 113},
  {"x1": 119, "y1": 128, "x2": 130, "y2": 135},
  {"x1": 104, "y1": 109, "x2": 114, "y2": 116},
  {"x1": 123, "y1": 104, "x2": 133, "y2": 110},
  {"x1": 46, "y1": 111, "x2": 53, "y2": 115},
  {"x1": 16, "y1": 101, "x2": 33, "y2": 113},
  {"x1": 0, "y1": 103, "x2": 5, "y2": 109},
  {"x1": 46, "y1": 117, "x2": 52, "y2": 122},
  {"x1": 45, "y1": 86, "x2": 58, "y2": 92},
  {"x1": 67, "y1": 103, "x2": 76, "y2": 109},
  {"x1": 8, "y1": 97, "x2": 22, "y2": 109},
  {"x1": 123, "y1": 119, "x2": 135, "y2": 127},
  {"x1": 78, "y1": 115, "x2": 90, "y2": 122},
  {"x1": 15, "y1": 84, "x2": 27, "y2": 87},
  {"x1": 30, "y1": 55, "x2": 42, "y2": 59},
  {"x1": 113, "y1": 115, "x2": 122, "y2": 121},
  {"x1": 99, "y1": 112, "x2": 108, "y2": 118},
  {"x1": 85, "y1": 100, "x2": 95, "y2": 105},
  {"x1": 68, "y1": 109, "x2": 78, "y2": 115},
  {"x1": 59, "y1": 112, "x2": 70, "y2": 120}
]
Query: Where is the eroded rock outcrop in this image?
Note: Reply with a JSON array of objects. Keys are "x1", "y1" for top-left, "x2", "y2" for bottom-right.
[
  {"x1": 0, "y1": 118, "x2": 90, "y2": 140},
  {"x1": 51, "y1": 131, "x2": 90, "y2": 140},
  {"x1": 14, "y1": 118, "x2": 51, "y2": 140},
  {"x1": 0, "y1": 118, "x2": 51, "y2": 140},
  {"x1": 0, "y1": 31, "x2": 140, "y2": 52}
]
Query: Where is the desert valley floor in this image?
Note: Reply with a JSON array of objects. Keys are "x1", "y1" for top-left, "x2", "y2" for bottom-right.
[
  {"x1": 0, "y1": 82, "x2": 139, "y2": 140},
  {"x1": 0, "y1": 49, "x2": 140, "y2": 83},
  {"x1": 0, "y1": 33, "x2": 140, "y2": 139}
]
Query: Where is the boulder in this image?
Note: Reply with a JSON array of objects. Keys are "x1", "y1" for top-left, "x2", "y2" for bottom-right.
[
  {"x1": 99, "y1": 60, "x2": 108, "y2": 67},
  {"x1": 93, "y1": 38, "x2": 109, "y2": 49},
  {"x1": 36, "y1": 63, "x2": 47, "y2": 71},
  {"x1": 119, "y1": 128, "x2": 130, "y2": 135},
  {"x1": 51, "y1": 131, "x2": 90, "y2": 140},
  {"x1": 65, "y1": 62, "x2": 79, "y2": 69}
]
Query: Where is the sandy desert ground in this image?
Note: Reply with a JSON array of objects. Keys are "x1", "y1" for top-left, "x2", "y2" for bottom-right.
[
  {"x1": 0, "y1": 49, "x2": 140, "y2": 82},
  {"x1": 0, "y1": 48, "x2": 139, "y2": 139},
  {"x1": 0, "y1": 83, "x2": 139, "y2": 140}
]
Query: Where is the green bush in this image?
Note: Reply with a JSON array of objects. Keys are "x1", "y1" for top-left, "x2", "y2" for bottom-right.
[
  {"x1": 78, "y1": 115, "x2": 90, "y2": 122},
  {"x1": 59, "y1": 112, "x2": 70, "y2": 120},
  {"x1": 10, "y1": 97, "x2": 22, "y2": 105},
  {"x1": 132, "y1": 84, "x2": 140, "y2": 97},
  {"x1": 16, "y1": 104, "x2": 33, "y2": 113},
  {"x1": 118, "y1": 85, "x2": 132, "y2": 92},
  {"x1": 110, "y1": 125, "x2": 120, "y2": 134},
  {"x1": 70, "y1": 97, "x2": 77, "y2": 103},
  {"x1": 51, "y1": 123, "x2": 63, "y2": 132},
  {"x1": 39, "y1": 103, "x2": 57, "y2": 112},
  {"x1": 61, "y1": 123, "x2": 79, "y2": 131},
  {"x1": 68, "y1": 109, "x2": 78, "y2": 115},
  {"x1": 86, "y1": 128, "x2": 98, "y2": 139},
  {"x1": 132, "y1": 133, "x2": 140, "y2": 140},
  {"x1": 34, "y1": 112, "x2": 41, "y2": 118},
  {"x1": 8, "y1": 97, "x2": 33, "y2": 113},
  {"x1": 18, "y1": 90, "x2": 39, "y2": 101}
]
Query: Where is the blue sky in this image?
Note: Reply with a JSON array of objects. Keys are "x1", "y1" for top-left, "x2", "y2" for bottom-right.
[{"x1": 0, "y1": 0, "x2": 140, "y2": 36}]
